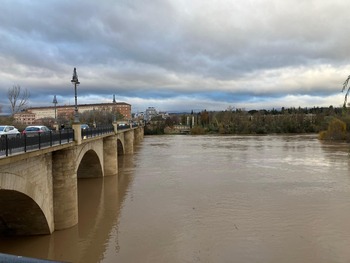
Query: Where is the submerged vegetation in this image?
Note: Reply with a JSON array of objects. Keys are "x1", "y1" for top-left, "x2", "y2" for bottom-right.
[{"x1": 318, "y1": 118, "x2": 347, "y2": 141}]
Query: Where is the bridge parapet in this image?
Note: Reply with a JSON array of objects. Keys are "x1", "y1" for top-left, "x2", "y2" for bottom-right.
[{"x1": 72, "y1": 123, "x2": 82, "y2": 145}]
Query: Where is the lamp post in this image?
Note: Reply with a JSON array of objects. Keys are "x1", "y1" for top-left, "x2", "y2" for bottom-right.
[
  {"x1": 52, "y1": 95, "x2": 58, "y2": 122},
  {"x1": 71, "y1": 67, "x2": 80, "y2": 123}
]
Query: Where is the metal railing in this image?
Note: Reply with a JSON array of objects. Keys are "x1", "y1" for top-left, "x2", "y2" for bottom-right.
[
  {"x1": 81, "y1": 125, "x2": 114, "y2": 139},
  {"x1": 117, "y1": 124, "x2": 131, "y2": 130},
  {"x1": 0, "y1": 124, "x2": 135, "y2": 157},
  {"x1": 0, "y1": 129, "x2": 74, "y2": 157}
]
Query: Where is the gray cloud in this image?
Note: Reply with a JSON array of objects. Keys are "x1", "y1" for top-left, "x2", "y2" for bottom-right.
[{"x1": 0, "y1": 0, "x2": 349, "y2": 113}]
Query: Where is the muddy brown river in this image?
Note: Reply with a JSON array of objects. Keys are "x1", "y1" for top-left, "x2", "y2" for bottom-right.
[{"x1": 1, "y1": 134, "x2": 350, "y2": 263}]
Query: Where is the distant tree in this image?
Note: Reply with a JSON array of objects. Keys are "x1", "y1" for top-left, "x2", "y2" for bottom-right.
[
  {"x1": 164, "y1": 117, "x2": 173, "y2": 127},
  {"x1": 39, "y1": 117, "x2": 55, "y2": 128},
  {"x1": 7, "y1": 84, "x2": 30, "y2": 115},
  {"x1": 181, "y1": 114, "x2": 186, "y2": 125},
  {"x1": 144, "y1": 117, "x2": 166, "y2": 135},
  {"x1": 79, "y1": 109, "x2": 124, "y2": 126},
  {"x1": 201, "y1": 110, "x2": 209, "y2": 126},
  {"x1": 170, "y1": 115, "x2": 180, "y2": 125},
  {"x1": 164, "y1": 115, "x2": 180, "y2": 127}
]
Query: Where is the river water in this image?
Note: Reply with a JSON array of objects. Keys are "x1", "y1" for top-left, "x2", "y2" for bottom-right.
[{"x1": 1, "y1": 134, "x2": 350, "y2": 263}]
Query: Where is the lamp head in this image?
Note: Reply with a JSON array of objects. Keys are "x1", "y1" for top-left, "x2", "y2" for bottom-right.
[
  {"x1": 71, "y1": 67, "x2": 80, "y2": 84},
  {"x1": 52, "y1": 95, "x2": 58, "y2": 104}
]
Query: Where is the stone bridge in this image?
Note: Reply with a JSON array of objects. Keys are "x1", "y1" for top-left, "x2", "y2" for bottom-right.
[{"x1": 0, "y1": 123, "x2": 144, "y2": 236}]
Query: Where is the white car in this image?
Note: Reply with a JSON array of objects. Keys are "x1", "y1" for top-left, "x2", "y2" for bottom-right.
[{"x1": 0, "y1": 125, "x2": 20, "y2": 138}]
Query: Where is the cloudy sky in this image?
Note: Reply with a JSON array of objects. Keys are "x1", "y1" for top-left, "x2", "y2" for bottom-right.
[{"x1": 1, "y1": 0, "x2": 350, "y2": 113}]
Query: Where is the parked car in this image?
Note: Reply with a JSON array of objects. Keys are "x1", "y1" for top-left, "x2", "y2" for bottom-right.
[
  {"x1": 22, "y1": 126, "x2": 51, "y2": 137},
  {"x1": 0, "y1": 125, "x2": 20, "y2": 138},
  {"x1": 117, "y1": 123, "x2": 128, "y2": 128}
]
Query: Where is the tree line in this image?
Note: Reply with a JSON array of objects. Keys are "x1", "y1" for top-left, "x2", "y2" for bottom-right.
[{"x1": 145, "y1": 106, "x2": 350, "y2": 139}]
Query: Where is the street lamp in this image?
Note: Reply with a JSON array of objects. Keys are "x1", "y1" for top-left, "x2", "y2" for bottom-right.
[
  {"x1": 52, "y1": 95, "x2": 58, "y2": 123},
  {"x1": 71, "y1": 67, "x2": 80, "y2": 123}
]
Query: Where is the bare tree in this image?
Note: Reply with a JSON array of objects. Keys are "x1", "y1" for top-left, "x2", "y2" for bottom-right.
[{"x1": 7, "y1": 84, "x2": 30, "y2": 115}]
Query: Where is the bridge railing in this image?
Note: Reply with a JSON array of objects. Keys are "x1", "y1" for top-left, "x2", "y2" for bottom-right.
[
  {"x1": 0, "y1": 124, "x2": 137, "y2": 157},
  {"x1": 81, "y1": 125, "x2": 114, "y2": 139},
  {"x1": 0, "y1": 129, "x2": 74, "y2": 157},
  {"x1": 117, "y1": 124, "x2": 131, "y2": 130}
]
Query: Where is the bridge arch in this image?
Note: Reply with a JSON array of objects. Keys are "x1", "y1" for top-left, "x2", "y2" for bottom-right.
[
  {"x1": 117, "y1": 138, "x2": 125, "y2": 155},
  {"x1": 77, "y1": 150, "x2": 103, "y2": 178},
  {"x1": 0, "y1": 172, "x2": 52, "y2": 235},
  {"x1": 76, "y1": 141, "x2": 104, "y2": 178}
]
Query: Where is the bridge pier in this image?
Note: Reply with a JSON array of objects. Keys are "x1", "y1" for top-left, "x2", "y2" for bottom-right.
[
  {"x1": 103, "y1": 136, "x2": 118, "y2": 176},
  {"x1": 134, "y1": 127, "x2": 144, "y2": 143},
  {"x1": 52, "y1": 148, "x2": 78, "y2": 230},
  {"x1": 124, "y1": 130, "x2": 134, "y2": 154}
]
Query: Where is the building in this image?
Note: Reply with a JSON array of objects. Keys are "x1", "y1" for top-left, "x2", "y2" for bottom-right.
[
  {"x1": 145, "y1": 107, "x2": 158, "y2": 122},
  {"x1": 14, "y1": 102, "x2": 131, "y2": 125},
  {"x1": 13, "y1": 112, "x2": 36, "y2": 125},
  {"x1": 133, "y1": 111, "x2": 145, "y2": 121}
]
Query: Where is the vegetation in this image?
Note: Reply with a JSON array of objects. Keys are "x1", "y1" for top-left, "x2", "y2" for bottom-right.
[
  {"x1": 144, "y1": 116, "x2": 166, "y2": 135},
  {"x1": 1, "y1": 99, "x2": 348, "y2": 141},
  {"x1": 78, "y1": 110, "x2": 124, "y2": 126},
  {"x1": 144, "y1": 106, "x2": 350, "y2": 140},
  {"x1": 7, "y1": 85, "x2": 30, "y2": 115},
  {"x1": 190, "y1": 126, "x2": 206, "y2": 135},
  {"x1": 318, "y1": 118, "x2": 347, "y2": 141}
]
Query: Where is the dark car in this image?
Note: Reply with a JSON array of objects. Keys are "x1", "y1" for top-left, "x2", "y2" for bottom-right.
[{"x1": 81, "y1": 124, "x2": 90, "y2": 130}]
